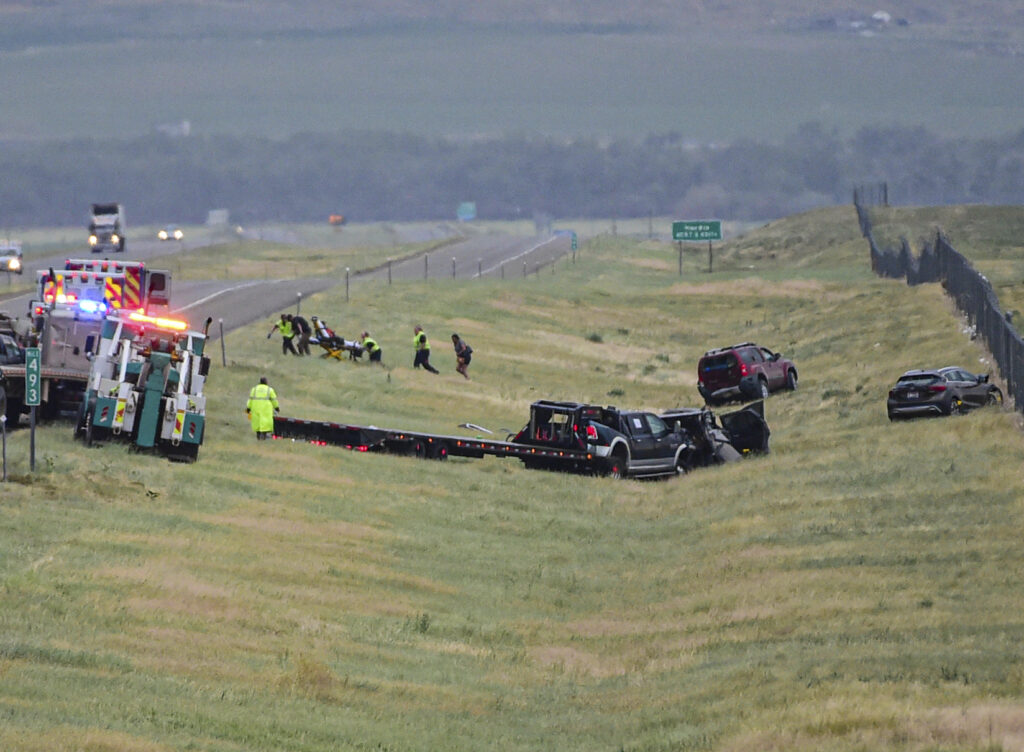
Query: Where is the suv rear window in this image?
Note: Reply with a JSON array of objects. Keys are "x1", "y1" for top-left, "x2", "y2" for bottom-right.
[{"x1": 700, "y1": 353, "x2": 736, "y2": 372}]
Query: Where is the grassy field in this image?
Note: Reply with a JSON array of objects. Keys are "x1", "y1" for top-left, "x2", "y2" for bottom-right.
[
  {"x1": 3, "y1": 29, "x2": 1023, "y2": 143},
  {"x1": 3, "y1": 205, "x2": 1024, "y2": 750}
]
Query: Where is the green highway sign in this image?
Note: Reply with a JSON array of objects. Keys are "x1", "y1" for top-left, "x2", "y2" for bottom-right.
[
  {"x1": 672, "y1": 220, "x2": 722, "y2": 242},
  {"x1": 25, "y1": 347, "x2": 41, "y2": 406}
]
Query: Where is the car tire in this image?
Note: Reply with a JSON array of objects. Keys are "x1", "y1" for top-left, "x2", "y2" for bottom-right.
[
  {"x1": 948, "y1": 398, "x2": 964, "y2": 416},
  {"x1": 988, "y1": 388, "x2": 1003, "y2": 406},
  {"x1": 758, "y1": 378, "x2": 770, "y2": 399},
  {"x1": 785, "y1": 370, "x2": 798, "y2": 391}
]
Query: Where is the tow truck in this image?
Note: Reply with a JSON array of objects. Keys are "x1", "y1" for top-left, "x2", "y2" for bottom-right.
[
  {"x1": 273, "y1": 399, "x2": 770, "y2": 478},
  {"x1": 76, "y1": 311, "x2": 212, "y2": 462}
]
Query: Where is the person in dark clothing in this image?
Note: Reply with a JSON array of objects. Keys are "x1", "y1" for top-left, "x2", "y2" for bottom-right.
[
  {"x1": 412, "y1": 325, "x2": 439, "y2": 374},
  {"x1": 268, "y1": 314, "x2": 298, "y2": 356},
  {"x1": 452, "y1": 333, "x2": 472, "y2": 379},
  {"x1": 292, "y1": 314, "x2": 312, "y2": 356}
]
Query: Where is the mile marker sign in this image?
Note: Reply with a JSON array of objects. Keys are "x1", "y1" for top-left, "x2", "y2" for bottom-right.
[{"x1": 673, "y1": 220, "x2": 722, "y2": 242}]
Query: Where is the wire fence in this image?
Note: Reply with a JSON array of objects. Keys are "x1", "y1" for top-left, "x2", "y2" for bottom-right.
[{"x1": 854, "y1": 189, "x2": 1024, "y2": 410}]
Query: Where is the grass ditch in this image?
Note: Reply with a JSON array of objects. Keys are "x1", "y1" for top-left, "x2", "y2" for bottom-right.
[{"x1": 2, "y1": 205, "x2": 1024, "y2": 750}]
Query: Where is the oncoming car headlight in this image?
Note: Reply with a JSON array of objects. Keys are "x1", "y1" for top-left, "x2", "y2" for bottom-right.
[{"x1": 88, "y1": 234, "x2": 98, "y2": 245}]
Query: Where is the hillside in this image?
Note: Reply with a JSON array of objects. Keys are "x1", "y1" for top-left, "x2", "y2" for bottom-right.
[{"x1": 3, "y1": 206, "x2": 1024, "y2": 750}]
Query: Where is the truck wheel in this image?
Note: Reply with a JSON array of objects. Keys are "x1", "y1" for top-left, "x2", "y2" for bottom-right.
[
  {"x1": 430, "y1": 441, "x2": 449, "y2": 460},
  {"x1": 785, "y1": 370, "x2": 798, "y2": 391},
  {"x1": 605, "y1": 450, "x2": 628, "y2": 479},
  {"x1": 759, "y1": 378, "x2": 770, "y2": 399}
]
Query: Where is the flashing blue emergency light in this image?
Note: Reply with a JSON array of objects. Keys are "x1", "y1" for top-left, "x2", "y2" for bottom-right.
[{"x1": 78, "y1": 300, "x2": 106, "y2": 314}]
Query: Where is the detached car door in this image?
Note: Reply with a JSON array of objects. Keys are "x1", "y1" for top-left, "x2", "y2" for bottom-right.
[{"x1": 720, "y1": 400, "x2": 771, "y2": 454}]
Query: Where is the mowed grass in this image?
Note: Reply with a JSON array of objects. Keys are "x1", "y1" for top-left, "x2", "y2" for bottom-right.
[{"x1": 3, "y1": 205, "x2": 1024, "y2": 751}]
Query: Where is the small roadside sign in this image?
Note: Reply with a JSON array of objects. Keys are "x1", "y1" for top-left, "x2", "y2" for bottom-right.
[
  {"x1": 672, "y1": 220, "x2": 722, "y2": 242},
  {"x1": 25, "y1": 347, "x2": 41, "y2": 406}
]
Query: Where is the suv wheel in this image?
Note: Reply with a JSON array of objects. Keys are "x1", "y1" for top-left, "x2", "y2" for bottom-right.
[
  {"x1": 785, "y1": 370, "x2": 797, "y2": 391},
  {"x1": 758, "y1": 378, "x2": 770, "y2": 399}
]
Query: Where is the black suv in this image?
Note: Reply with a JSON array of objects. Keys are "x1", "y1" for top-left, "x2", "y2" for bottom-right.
[{"x1": 697, "y1": 342, "x2": 797, "y2": 405}]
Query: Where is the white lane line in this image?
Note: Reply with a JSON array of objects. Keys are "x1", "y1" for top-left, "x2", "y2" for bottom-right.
[
  {"x1": 172, "y1": 280, "x2": 268, "y2": 314},
  {"x1": 480, "y1": 236, "x2": 560, "y2": 276}
]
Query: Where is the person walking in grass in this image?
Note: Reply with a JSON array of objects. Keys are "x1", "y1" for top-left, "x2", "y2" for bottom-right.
[
  {"x1": 292, "y1": 313, "x2": 312, "y2": 356},
  {"x1": 412, "y1": 325, "x2": 439, "y2": 374},
  {"x1": 246, "y1": 376, "x2": 279, "y2": 440},
  {"x1": 268, "y1": 313, "x2": 298, "y2": 356},
  {"x1": 451, "y1": 332, "x2": 473, "y2": 380}
]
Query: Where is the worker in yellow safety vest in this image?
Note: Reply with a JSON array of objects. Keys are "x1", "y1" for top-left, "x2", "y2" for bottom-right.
[
  {"x1": 412, "y1": 325, "x2": 439, "y2": 374},
  {"x1": 361, "y1": 332, "x2": 382, "y2": 364},
  {"x1": 267, "y1": 314, "x2": 298, "y2": 356},
  {"x1": 246, "y1": 376, "x2": 279, "y2": 440}
]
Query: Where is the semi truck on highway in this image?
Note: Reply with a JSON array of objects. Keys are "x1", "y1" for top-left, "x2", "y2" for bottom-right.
[{"x1": 88, "y1": 203, "x2": 126, "y2": 254}]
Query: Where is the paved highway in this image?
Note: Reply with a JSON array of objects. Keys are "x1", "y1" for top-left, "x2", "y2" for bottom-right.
[{"x1": 1, "y1": 231, "x2": 571, "y2": 339}]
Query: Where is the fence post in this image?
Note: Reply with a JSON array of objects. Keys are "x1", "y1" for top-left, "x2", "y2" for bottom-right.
[
  {"x1": 452, "y1": 257, "x2": 456, "y2": 279},
  {"x1": 345, "y1": 268, "x2": 350, "y2": 302},
  {"x1": 424, "y1": 254, "x2": 428, "y2": 279},
  {"x1": 219, "y1": 319, "x2": 226, "y2": 367},
  {"x1": 478, "y1": 259, "x2": 482, "y2": 278},
  {"x1": 387, "y1": 259, "x2": 392, "y2": 285}
]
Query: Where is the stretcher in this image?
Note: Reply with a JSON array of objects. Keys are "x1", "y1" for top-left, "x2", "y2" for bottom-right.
[{"x1": 310, "y1": 317, "x2": 364, "y2": 361}]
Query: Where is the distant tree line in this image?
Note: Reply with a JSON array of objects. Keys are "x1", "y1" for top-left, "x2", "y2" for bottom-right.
[{"x1": 1, "y1": 124, "x2": 1022, "y2": 228}]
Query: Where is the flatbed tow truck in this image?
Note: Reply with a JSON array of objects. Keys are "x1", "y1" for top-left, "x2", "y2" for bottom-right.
[{"x1": 273, "y1": 399, "x2": 769, "y2": 478}]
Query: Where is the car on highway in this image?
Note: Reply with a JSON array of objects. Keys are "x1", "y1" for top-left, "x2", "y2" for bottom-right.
[
  {"x1": 157, "y1": 225, "x2": 184, "y2": 241},
  {"x1": 887, "y1": 366, "x2": 1003, "y2": 420},
  {"x1": 697, "y1": 342, "x2": 798, "y2": 405},
  {"x1": 0, "y1": 242, "x2": 23, "y2": 274}
]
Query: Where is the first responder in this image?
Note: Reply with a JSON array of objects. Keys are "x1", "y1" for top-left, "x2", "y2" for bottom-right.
[
  {"x1": 412, "y1": 325, "x2": 439, "y2": 374},
  {"x1": 292, "y1": 313, "x2": 312, "y2": 356},
  {"x1": 245, "y1": 376, "x2": 279, "y2": 440},
  {"x1": 361, "y1": 331, "x2": 382, "y2": 364},
  {"x1": 267, "y1": 314, "x2": 298, "y2": 356}
]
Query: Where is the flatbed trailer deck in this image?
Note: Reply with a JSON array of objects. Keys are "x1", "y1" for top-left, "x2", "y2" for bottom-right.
[{"x1": 273, "y1": 415, "x2": 602, "y2": 471}]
